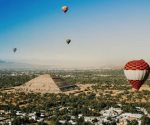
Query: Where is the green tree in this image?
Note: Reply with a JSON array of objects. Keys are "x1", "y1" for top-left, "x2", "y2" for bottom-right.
[{"x1": 141, "y1": 115, "x2": 150, "y2": 125}]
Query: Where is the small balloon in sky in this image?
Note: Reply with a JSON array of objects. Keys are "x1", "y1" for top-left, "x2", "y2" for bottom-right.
[
  {"x1": 62, "y1": 6, "x2": 69, "y2": 13},
  {"x1": 13, "y1": 48, "x2": 17, "y2": 53},
  {"x1": 66, "y1": 39, "x2": 71, "y2": 44}
]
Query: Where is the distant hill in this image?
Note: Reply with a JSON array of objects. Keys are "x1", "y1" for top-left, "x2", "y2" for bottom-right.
[
  {"x1": 0, "y1": 60, "x2": 57, "y2": 70},
  {"x1": 0, "y1": 60, "x2": 123, "y2": 70},
  {"x1": 0, "y1": 60, "x2": 36, "y2": 70},
  {"x1": 0, "y1": 60, "x2": 6, "y2": 63}
]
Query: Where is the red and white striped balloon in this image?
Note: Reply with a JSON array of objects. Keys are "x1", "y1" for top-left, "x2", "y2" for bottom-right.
[{"x1": 124, "y1": 59, "x2": 150, "y2": 91}]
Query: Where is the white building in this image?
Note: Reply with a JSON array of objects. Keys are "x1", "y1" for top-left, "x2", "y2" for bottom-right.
[
  {"x1": 68, "y1": 120, "x2": 76, "y2": 125},
  {"x1": 100, "y1": 107, "x2": 122, "y2": 117},
  {"x1": 119, "y1": 113, "x2": 143, "y2": 119},
  {"x1": 16, "y1": 111, "x2": 22, "y2": 116}
]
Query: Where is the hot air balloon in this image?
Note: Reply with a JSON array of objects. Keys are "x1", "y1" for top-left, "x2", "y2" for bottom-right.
[
  {"x1": 124, "y1": 59, "x2": 150, "y2": 91},
  {"x1": 66, "y1": 39, "x2": 71, "y2": 44},
  {"x1": 13, "y1": 48, "x2": 17, "y2": 53},
  {"x1": 62, "y1": 6, "x2": 69, "y2": 13}
]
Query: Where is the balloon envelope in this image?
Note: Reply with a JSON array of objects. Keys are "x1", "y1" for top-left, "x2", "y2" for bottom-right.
[
  {"x1": 66, "y1": 39, "x2": 71, "y2": 44},
  {"x1": 13, "y1": 48, "x2": 17, "y2": 53},
  {"x1": 62, "y1": 6, "x2": 68, "y2": 13},
  {"x1": 124, "y1": 59, "x2": 150, "y2": 91}
]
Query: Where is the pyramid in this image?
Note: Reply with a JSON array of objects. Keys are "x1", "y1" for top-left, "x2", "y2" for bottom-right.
[{"x1": 15, "y1": 74, "x2": 61, "y2": 93}]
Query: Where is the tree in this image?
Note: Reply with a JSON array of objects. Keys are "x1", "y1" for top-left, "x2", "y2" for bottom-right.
[
  {"x1": 141, "y1": 115, "x2": 150, "y2": 125},
  {"x1": 127, "y1": 120, "x2": 138, "y2": 125},
  {"x1": 92, "y1": 118, "x2": 98, "y2": 123},
  {"x1": 77, "y1": 117, "x2": 84, "y2": 124}
]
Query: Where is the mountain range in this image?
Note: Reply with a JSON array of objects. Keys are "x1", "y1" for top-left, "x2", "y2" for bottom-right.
[
  {"x1": 0, "y1": 60, "x2": 56, "y2": 70},
  {"x1": 0, "y1": 60, "x2": 122, "y2": 70}
]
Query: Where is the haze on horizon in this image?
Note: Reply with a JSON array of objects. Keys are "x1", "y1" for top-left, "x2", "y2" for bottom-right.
[{"x1": 0, "y1": 0, "x2": 150, "y2": 68}]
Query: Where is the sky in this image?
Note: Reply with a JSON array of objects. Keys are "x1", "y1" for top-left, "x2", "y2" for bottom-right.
[{"x1": 0, "y1": 0, "x2": 150, "y2": 68}]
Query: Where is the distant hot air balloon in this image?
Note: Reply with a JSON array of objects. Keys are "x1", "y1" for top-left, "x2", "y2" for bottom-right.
[
  {"x1": 124, "y1": 59, "x2": 150, "y2": 91},
  {"x1": 62, "y1": 6, "x2": 69, "y2": 13},
  {"x1": 13, "y1": 48, "x2": 17, "y2": 53},
  {"x1": 66, "y1": 39, "x2": 71, "y2": 44}
]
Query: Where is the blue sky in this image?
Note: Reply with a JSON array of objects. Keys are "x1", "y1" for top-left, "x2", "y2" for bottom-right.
[{"x1": 0, "y1": 0, "x2": 150, "y2": 68}]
